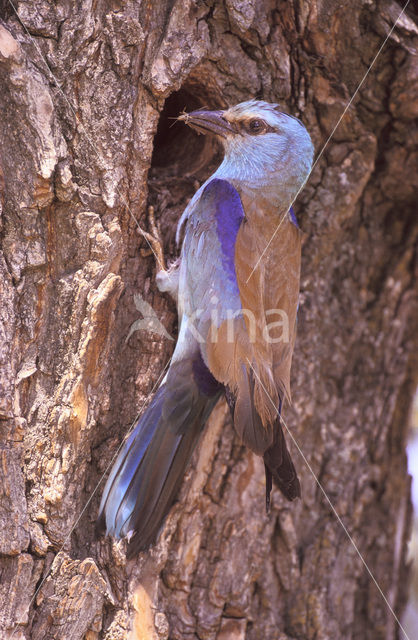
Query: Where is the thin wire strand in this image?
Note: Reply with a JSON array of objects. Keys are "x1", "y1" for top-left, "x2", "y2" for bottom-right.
[
  {"x1": 246, "y1": 0, "x2": 411, "y2": 283},
  {"x1": 9, "y1": 356, "x2": 172, "y2": 638},
  {"x1": 6, "y1": 0, "x2": 164, "y2": 271},
  {"x1": 5, "y1": 0, "x2": 413, "y2": 636},
  {"x1": 246, "y1": 358, "x2": 411, "y2": 640}
]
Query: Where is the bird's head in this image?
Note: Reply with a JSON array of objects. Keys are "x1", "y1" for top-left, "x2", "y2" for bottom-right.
[{"x1": 179, "y1": 100, "x2": 314, "y2": 208}]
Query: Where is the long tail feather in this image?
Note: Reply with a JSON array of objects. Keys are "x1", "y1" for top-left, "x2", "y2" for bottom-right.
[{"x1": 97, "y1": 357, "x2": 221, "y2": 555}]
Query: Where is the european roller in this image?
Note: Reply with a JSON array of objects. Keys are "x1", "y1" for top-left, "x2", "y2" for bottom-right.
[{"x1": 97, "y1": 100, "x2": 314, "y2": 556}]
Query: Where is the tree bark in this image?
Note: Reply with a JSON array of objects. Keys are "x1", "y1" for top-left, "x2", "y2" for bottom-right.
[{"x1": 0, "y1": 1, "x2": 417, "y2": 639}]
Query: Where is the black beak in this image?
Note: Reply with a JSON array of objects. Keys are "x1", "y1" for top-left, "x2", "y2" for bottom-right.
[{"x1": 178, "y1": 109, "x2": 236, "y2": 138}]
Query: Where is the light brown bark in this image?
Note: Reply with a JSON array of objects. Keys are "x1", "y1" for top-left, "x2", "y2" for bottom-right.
[{"x1": 0, "y1": 1, "x2": 417, "y2": 639}]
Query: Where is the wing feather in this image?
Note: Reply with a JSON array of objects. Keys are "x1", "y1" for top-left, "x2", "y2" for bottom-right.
[{"x1": 182, "y1": 179, "x2": 300, "y2": 462}]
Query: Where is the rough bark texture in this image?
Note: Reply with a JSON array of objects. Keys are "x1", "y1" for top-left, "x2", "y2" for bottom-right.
[{"x1": 0, "y1": 1, "x2": 417, "y2": 639}]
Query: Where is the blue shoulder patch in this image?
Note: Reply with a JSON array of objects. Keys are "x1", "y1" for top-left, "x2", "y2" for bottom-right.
[{"x1": 202, "y1": 179, "x2": 244, "y2": 283}]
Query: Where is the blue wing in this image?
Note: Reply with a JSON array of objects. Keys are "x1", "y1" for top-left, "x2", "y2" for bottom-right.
[
  {"x1": 179, "y1": 178, "x2": 300, "y2": 500},
  {"x1": 179, "y1": 178, "x2": 274, "y2": 454}
]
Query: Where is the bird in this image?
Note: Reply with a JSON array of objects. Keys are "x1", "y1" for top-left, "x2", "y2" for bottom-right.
[{"x1": 96, "y1": 99, "x2": 314, "y2": 556}]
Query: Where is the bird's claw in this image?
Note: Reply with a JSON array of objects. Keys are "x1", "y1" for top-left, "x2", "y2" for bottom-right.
[{"x1": 137, "y1": 206, "x2": 166, "y2": 271}]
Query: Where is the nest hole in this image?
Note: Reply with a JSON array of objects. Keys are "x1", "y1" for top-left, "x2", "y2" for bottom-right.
[
  {"x1": 148, "y1": 85, "x2": 223, "y2": 254},
  {"x1": 150, "y1": 87, "x2": 222, "y2": 180}
]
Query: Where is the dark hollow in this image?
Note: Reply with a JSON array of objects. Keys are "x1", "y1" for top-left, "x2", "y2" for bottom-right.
[{"x1": 150, "y1": 87, "x2": 220, "y2": 178}]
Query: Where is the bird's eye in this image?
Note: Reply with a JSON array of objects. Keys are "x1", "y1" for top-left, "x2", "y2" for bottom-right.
[{"x1": 247, "y1": 119, "x2": 265, "y2": 134}]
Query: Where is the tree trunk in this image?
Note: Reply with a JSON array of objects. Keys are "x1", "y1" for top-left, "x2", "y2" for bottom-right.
[{"x1": 0, "y1": 1, "x2": 417, "y2": 639}]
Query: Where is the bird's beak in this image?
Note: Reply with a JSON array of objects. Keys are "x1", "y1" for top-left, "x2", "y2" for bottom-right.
[{"x1": 178, "y1": 109, "x2": 236, "y2": 138}]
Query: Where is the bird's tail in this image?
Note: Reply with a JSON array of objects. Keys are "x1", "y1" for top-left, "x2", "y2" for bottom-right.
[
  {"x1": 96, "y1": 356, "x2": 222, "y2": 556},
  {"x1": 263, "y1": 417, "x2": 300, "y2": 508}
]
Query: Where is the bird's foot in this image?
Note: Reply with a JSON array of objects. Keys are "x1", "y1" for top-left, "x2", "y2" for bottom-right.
[{"x1": 137, "y1": 205, "x2": 166, "y2": 272}]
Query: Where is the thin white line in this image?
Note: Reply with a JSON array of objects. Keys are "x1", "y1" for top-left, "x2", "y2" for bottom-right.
[
  {"x1": 6, "y1": 0, "x2": 412, "y2": 635},
  {"x1": 6, "y1": 0, "x2": 164, "y2": 271},
  {"x1": 9, "y1": 356, "x2": 172, "y2": 638},
  {"x1": 246, "y1": 0, "x2": 411, "y2": 284},
  {"x1": 246, "y1": 358, "x2": 412, "y2": 640}
]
